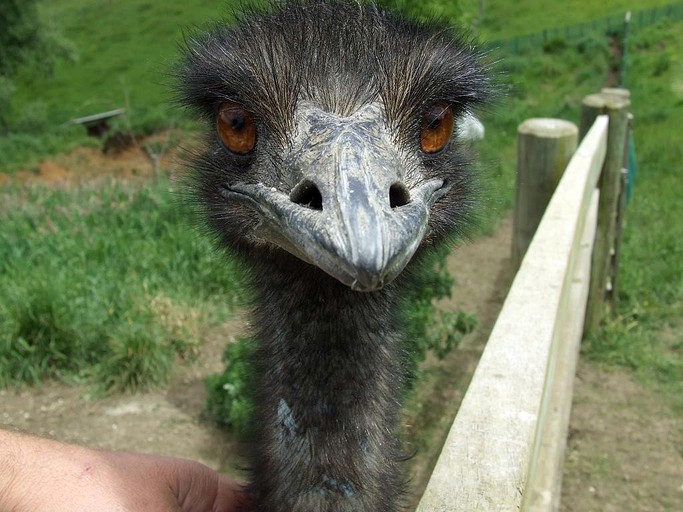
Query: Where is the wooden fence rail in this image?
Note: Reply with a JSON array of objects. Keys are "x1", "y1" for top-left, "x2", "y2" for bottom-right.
[{"x1": 416, "y1": 114, "x2": 610, "y2": 511}]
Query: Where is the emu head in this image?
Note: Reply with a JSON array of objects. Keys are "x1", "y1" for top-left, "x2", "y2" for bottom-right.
[{"x1": 176, "y1": 0, "x2": 490, "y2": 291}]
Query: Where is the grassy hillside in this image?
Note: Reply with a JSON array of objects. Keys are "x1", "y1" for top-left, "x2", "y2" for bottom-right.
[
  {"x1": 1, "y1": 0, "x2": 233, "y2": 171},
  {"x1": 461, "y1": 0, "x2": 678, "y2": 40},
  {"x1": 3, "y1": 0, "x2": 680, "y2": 171},
  {"x1": 14, "y1": 0, "x2": 228, "y2": 125}
]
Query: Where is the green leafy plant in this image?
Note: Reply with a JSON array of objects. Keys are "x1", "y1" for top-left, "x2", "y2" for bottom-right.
[
  {"x1": 0, "y1": 0, "x2": 75, "y2": 130},
  {"x1": 204, "y1": 336, "x2": 256, "y2": 436},
  {"x1": 402, "y1": 243, "x2": 478, "y2": 386}
]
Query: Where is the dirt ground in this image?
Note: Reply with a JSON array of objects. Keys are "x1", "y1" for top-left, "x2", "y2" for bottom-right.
[
  {"x1": 561, "y1": 364, "x2": 683, "y2": 512},
  {"x1": 2, "y1": 143, "x2": 681, "y2": 509}
]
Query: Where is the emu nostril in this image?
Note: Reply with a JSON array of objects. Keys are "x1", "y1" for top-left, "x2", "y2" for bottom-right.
[
  {"x1": 290, "y1": 180, "x2": 323, "y2": 210},
  {"x1": 389, "y1": 183, "x2": 411, "y2": 208}
]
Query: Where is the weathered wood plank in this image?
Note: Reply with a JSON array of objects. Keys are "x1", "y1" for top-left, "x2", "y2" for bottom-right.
[
  {"x1": 415, "y1": 116, "x2": 607, "y2": 512},
  {"x1": 522, "y1": 191, "x2": 599, "y2": 512},
  {"x1": 69, "y1": 108, "x2": 125, "y2": 126}
]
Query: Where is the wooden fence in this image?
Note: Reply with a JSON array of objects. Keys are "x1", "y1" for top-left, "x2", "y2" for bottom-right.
[{"x1": 416, "y1": 89, "x2": 631, "y2": 511}]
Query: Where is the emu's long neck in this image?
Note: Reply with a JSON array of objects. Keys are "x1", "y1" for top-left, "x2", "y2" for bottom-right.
[{"x1": 250, "y1": 261, "x2": 405, "y2": 512}]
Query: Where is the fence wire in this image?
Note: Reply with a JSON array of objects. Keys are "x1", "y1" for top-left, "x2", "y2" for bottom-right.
[{"x1": 486, "y1": 1, "x2": 683, "y2": 53}]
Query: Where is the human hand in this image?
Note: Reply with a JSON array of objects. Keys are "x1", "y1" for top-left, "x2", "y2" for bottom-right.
[{"x1": 0, "y1": 429, "x2": 250, "y2": 512}]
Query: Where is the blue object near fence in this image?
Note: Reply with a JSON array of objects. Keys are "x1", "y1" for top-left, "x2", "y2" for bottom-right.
[{"x1": 627, "y1": 132, "x2": 637, "y2": 204}]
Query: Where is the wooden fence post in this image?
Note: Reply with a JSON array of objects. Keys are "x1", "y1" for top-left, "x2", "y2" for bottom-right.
[
  {"x1": 581, "y1": 91, "x2": 631, "y2": 334},
  {"x1": 610, "y1": 111, "x2": 634, "y2": 306},
  {"x1": 513, "y1": 118, "x2": 578, "y2": 269}
]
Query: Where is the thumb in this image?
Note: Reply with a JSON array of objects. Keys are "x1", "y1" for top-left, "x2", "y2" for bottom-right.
[{"x1": 170, "y1": 459, "x2": 250, "y2": 512}]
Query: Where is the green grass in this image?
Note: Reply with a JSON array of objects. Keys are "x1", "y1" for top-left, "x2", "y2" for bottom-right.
[
  {"x1": 474, "y1": 30, "x2": 611, "y2": 231},
  {"x1": 581, "y1": 20, "x2": 683, "y2": 410},
  {"x1": 14, "y1": 0, "x2": 229, "y2": 122},
  {"x1": 0, "y1": 177, "x2": 247, "y2": 390},
  {"x1": 2, "y1": 0, "x2": 234, "y2": 171},
  {"x1": 458, "y1": 0, "x2": 680, "y2": 40}
]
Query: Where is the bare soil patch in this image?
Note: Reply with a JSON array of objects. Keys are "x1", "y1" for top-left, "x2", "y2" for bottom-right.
[
  {"x1": 561, "y1": 361, "x2": 683, "y2": 512},
  {"x1": 0, "y1": 132, "x2": 187, "y2": 186}
]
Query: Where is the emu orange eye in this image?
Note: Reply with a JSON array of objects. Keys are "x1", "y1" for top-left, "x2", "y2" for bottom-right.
[
  {"x1": 420, "y1": 102, "x2": 454, "y2": 154},
  {"x1": 217, "y1": 101, "x2": 257, "y2": 155}
]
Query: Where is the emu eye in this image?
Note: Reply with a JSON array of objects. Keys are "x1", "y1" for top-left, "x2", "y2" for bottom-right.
[
  {"x1": 420, "y1": 102, "x2": 454, "y2": 154},
  {"x1": 217, "y1": 101, "x2": 257, "y2": 155}
]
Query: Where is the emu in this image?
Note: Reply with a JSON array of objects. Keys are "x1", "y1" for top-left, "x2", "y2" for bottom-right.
[{"x1": 175, "y1": 1, "x2": 490, "y2": 510}]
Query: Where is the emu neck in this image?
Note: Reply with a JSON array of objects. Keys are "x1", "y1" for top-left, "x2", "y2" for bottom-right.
[{"x1": 250, "y1": 261, "x2": 405, "y2": 512}]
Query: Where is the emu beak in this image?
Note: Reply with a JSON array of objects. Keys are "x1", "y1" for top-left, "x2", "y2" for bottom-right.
[{"x1": 221, "y1": 104, "x2": 449, "y2": 291}]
